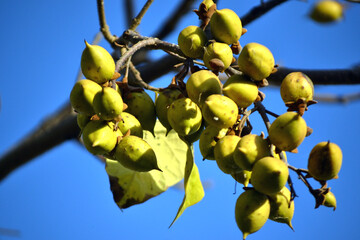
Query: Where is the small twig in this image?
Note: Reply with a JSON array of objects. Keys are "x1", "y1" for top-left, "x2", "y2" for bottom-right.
[
  {"x1": 97, "y1": 0, "x2": 117, "y2": 44},
  {"x1": 265, "y1": 109, "x2": 279, "y2": 118},
  {"x1": 254, "y1": 101, "x2": 271, "y2": 131},
  {"x1": 128, "y1": 62, "x2": 160, "y2": 91},
  {"x1": 129, "y1": 0, "x2": 154, "y2": 31}
]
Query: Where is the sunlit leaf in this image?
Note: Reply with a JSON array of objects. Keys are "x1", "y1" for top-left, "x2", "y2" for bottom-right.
[
  {"x1": 105, "y1": 121, "x2": 187, "y2": 209},
  {"x1": 169, "y1": 144, "x2": 205, "y2": 227}
]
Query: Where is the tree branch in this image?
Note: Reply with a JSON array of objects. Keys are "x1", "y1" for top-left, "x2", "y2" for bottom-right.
[
  {"x1": 97, "y1": 0, "x2": 117, "y2": 44},
  {"x1": 129, "y1": 0, "x2": 154, "y2": 31},
  {"x1": 123, "y1": 0, "x2": 135, "y2": 28}
]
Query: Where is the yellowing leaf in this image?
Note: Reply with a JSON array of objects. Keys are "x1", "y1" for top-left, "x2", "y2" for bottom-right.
[
  {"x1": 169, "y1": 144, "x2": 205, "y2": 227},
  {"x1": 106, "y1": 121, "x2": 187, "y2": 209}
]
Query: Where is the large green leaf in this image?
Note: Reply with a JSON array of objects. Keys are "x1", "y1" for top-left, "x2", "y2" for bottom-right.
[
  {"x1": 105, "y1": 121, "x2": 187, "y2": 209},
  {"x1": 169, "y1": 144, "x2": 205, "y2": 227}
]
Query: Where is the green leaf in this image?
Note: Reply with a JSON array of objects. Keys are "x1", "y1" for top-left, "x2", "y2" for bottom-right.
[
  {"x1": 169, "y1": 144, "x2": 205, "y2": 227},
  {"x1": 105, "y1": 121, "x2": 187, "y2": 209}
]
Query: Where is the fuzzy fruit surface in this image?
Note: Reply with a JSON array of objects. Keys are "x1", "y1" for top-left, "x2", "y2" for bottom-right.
[
  {"x1": 210, "y1": 8, "x2": 242, "y2": 45},
  {"x1": 117, "y1": 112, "x2": 143, "y2": 138},
  {"x1": 235, "y1": 189, "x2": 270, "y2": 240},
  {"x1": 233, "y1": 134, "x2": 270, "y2": 171},
  {"x1": 93, "y1": 87, "x2": 123, "y2": 121},
  {"x1": 124, "y1": 91, "x2": 156, "y2": 134},
  {"x1": 222, "y1": 74, "x2": 258, "y2": 109},
  {"x1": 307, "y1": 141, "x2": 342, "y2": 181},
  {"x1": 203, "y1": 42, "x2": 233, "y2": 72},
  {"x1": 280, "y1": 72, "x2": 314, "y2": 104},
  {"x1": 80, "y1": 41, "x2": 115, "y2": 84},
  {"x1": 323, "y1": 191, "x2": 337, "y2": 210},
  {"x1": 202, "y1": 94, "x2": 238, "y2": 129},
  {"x1": 155, "y1": 88, "x2": 182, "y2": 133},
  {"x1": 268, "y1": 187, "x2": 294, "y2": 230},
  {"x1": 231, "y1": 170, "x2": 252, "y2": 187},
  {"x1": 178, "y1": 25, "x2": 207, "y2": 59},
  {"x1": 238, "y1": 42, "x2": 274, "y2": 81},
  {"x1": 199, "y1": 125, "x2": 228, "y2": 160},
  {"x1": 114, "y1": 135, "x2": 160, "y2": 172},
  {"x1": 214, "y1": 135, "x2": 241, "y2": 174},
  {"x1": 186, "y1": 70, "x2": 222, "y2": 108},
  {"x1": 82, "y1": 120, "x2": 120, "y2": 155},
  {"x1": 310, "y1": 0, "x2": 343, "y2": 23},
  {"x1": 167, "y1": 98, "x2": 202, "y2": 136},
  {"x1": 70, "y1": 79, "x2": 102, "y2": 116},
  {"x1": 268, "y1": 112, "x2": 307, "y2": 152},
  {"x1": 251, "y1": 156, "x2": 289, "y2": 196}
]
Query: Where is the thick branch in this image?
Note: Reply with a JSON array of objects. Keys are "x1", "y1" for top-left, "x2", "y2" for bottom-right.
[
  {"x1": 241, "y1": 0, "x2": 288, "y2": 27},
  {"x1": 267, "y1": 66, "x2": 360, "y2": 85}
]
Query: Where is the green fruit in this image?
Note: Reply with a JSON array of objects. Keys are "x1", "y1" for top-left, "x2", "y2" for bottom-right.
[
  {"x1": 310, "y1": 0, "x2": 343, "y2": 23},
  {"x1": 238, "y1": 42, "x2": 275, "y2": 81},
  {"x1": 235, "y1": 189, "x2": 270, "y2": 240},
  {"x1": 233, "y1": 134, "x2": 270, "y2": 171},
  {"x1": 155, "y1": 88, "x2": 182, "y2": 133},
  {"x1": 251, "y1": 156, "x2": 289, "y2": 196},
  {"x1": 186, "y1": 70, "x2": 222, "y2": 108},
  {"x1": 199, "y1": 125, "x2": 228, "y2": 160},
  {"x1": 231, "y1": 170, "x2": 252, "y2": 187},
  {"x1": 323, "y1": 191, "x2": 337, "y2": 210},
  {"x1": 210, "y1": 8, "x2": 242, "y2": 45},
  {"x1": 222, "y1": 74, "x2": 258, "y2": 109},
  {"x1": 70, "y1": 79, "x2": 102, "y2": 115},
  {"x1": 76, "y1": 113, "x2": 91, "y2": 130},
  {"x1": 114, "y1": 135, "x2": 160, "y2": 172},
  {"x1": 214, "y1": 135, "x2": 241, "y2": 174},
  {"x1": 307, "y1": 141, "x2": 342, "y2": 181},
  {"x1": 202, "y1": 94, "x2": 238, "y2": 128},
  {"x1": 268, "y1": 187, "x2": 295, "y2": 230},
  {"x1": 124, "y1": 91, "x2": 157, "y2": 135},
  {"x1": 203, "y1": 42, "x2": 233, "y2": 72},
  {"x1": 268, "y1": 112, "x2": 307, "y2": 152},
  {"x1": 80, "y1": 41, "x2": 115, "y2": 84},
  {"x1": 167, "y1": 98, "x2": 202, "y2": 136},
  {"x1": 82, "y1": 120, "x2": 121, "y2": 155},
  {"x1": 117, "y1": 112, "x2": 143, "y2": 138},
  {"x1": 179, "y1": 120, "x2": 205, "y2": 144},
  {"x1": 93, "y1": 87, "x2": 123, "y2": 121},
  {"x1": 280, "y1": 72, "x2": 314, "y2": 104},
  {"x1": 178, "y1": 25, "x2": 207, "y2": 59}
]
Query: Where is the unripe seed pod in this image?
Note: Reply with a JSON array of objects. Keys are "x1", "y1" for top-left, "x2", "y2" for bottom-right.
[
  {"x1": 76, "y1": 113, "x2": 91, "y2": 130},
  {"x1": 233, "y1": 134, "x2": 270, "y2": 171},
  {"x1": 235, "y1": 189, "x2": 270, "y2": 240},
  {"x1": 268, "y1": 112, "x2": 307, "y2": 152},
  {"x1": 186, "y1": 70, "x2": 222, "y2": 108},
  {"x1": 280, "y1": 72, "x2": 314, "y2": 104},
  {"x1": 114, "y1": 135, "x2": 161, "y2": 172},
  {"x1": 178, "y1": 25, "x2": 207, "y2": 59},
  {"x1": 202, "y1": 94, "x2": 238, "y2": 129},
  {"x1": 70, "y1": 79, "x2": 102, "y2": 116},
  {"x1": 210, "y1": 8, "x2": 242, "y2": 45},
  {"x1": 214, "y1": 135, "x2": 241, "y2": 174},
  {"x1": 199, "y1": 125, "x2": 228, "y2": 160},
  {"x1": 81, "y1": 41, "x2": 115, "y2": 84},
  {"x1": 155, "y1": 88, "x2": 182, "y2": 133},
  {"x1": 222, "y1": 74, "x2": 258, "y2": 109},
  {"x1": 179, "y1": 120, "x2": 205, "y2": 144},
  {"x1": 203, "y1": 42, "x2": 233, "y2": 72},
  {"x1": 167, "y1": 98, "x2": 202, "y2": 136},
  {"x1": 93, "y1": 87, "x2": 123, "y2": 121},
  {"x1": 124, "y1": 91, "x2": 156, "y2": 135},
  {"x1": 117, "y1": 112, "x2": 143, "y2": 138},
  {"x1": 82, "y1": 120, "x2": 120, "y2": 155},
  {"x1": 251, "y1": 156, "x2": 289, "y2": 196},
  {"x1": 268, "y1": 187, "x2": 295, "y2": 230},
  {"x1": 231, "y1": 170, "x2": 252, "y2": 187},
  {"x1": 323, "y1": 191, "x2": 337, "y2": 210},
  {"x1": 307, "y1": 141, "x2": 342, "y2": 181},
  {"x1": 238, "y1": 42, "x2": 275, "y2": 81},
  {"x1": 310, "y1": 0, "x2": 343, "y2": 23}
]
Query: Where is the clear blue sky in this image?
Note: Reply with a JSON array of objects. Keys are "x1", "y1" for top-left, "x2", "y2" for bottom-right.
[{"x1": 1, "y1": 0, "x2": 360, "y2": 239}]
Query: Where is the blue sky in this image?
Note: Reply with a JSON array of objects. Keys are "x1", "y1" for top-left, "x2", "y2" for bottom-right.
[{"x1": 1, "y1": 0, "x2": 360, "y2": 239}]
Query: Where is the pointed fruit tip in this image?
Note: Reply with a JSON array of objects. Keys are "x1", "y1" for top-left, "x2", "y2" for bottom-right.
[
  {"x1": 243, "y1": 232, "x2": 249, "y2": 240},
  {"x1": 288, "y1": 222, "x2": 295, "y2": 232}
]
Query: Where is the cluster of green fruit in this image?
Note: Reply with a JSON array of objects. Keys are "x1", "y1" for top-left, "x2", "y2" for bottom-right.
[
  {"x1": 69, "y1": 0, "x2": 343, "y2": 239},
  {"x1": 70, "y1": 41, "x2": 161, "y2": 172}
]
